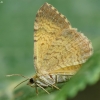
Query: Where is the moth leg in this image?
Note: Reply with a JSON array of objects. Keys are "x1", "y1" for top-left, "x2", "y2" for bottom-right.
[
  {"x1": 51, "y1": 84, "x2": 60, "y2": 90},
  {"x1": 51, "y1": 75, "x2": 60, "y2": 90},
  {"x1": 30, "y1": 85, "x2": 39, "y2": 95},
  {"x1": 35, "y1": 86, "x2": 39, "y2": 95},
  {"x1": 37, "y1": 84, "x2": 50, "y2": 94}
]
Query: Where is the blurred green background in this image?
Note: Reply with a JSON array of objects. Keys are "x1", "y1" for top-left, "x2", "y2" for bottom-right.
[{"x1": 0, "y1": 0, "x2": 100, "y2": 100}]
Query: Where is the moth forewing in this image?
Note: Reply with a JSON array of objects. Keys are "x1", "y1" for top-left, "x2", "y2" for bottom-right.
[{"x1": 7, "y1": 2, "x2": 93, "y2": 94}]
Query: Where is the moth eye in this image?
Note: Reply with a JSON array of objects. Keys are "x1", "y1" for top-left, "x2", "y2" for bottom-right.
[{"x1": 29, "y1": 78, "x2": 34, "y2": 84}]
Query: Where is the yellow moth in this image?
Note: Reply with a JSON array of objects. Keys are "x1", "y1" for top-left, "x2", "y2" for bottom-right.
[{"x1": 7, "y1": 2, "x2": 93, "y2": 94}]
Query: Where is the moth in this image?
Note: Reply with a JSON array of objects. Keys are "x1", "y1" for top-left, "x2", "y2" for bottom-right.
[{"x1": 7, "y1": 2, "x2": 93, "y2": 94}]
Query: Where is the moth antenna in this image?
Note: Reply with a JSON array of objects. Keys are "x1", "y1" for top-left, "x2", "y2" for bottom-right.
[
  {"x1": 6, "y1": 74, "x2": 30, "y2": 79},
  {"x1": 14, "y1": 79, "x2": 29, "y2": 89},
  {"x1": 6, "y1": 74, "x2": 30, "y2": 89}
]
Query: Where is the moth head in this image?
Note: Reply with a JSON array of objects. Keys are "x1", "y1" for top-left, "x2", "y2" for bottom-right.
[
  {"x1": 27, "y1": 78, "x2": 36, "y2": 87},
  {"x1": 6, "y1": 74, "x2": 50, "y2": 94}
]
